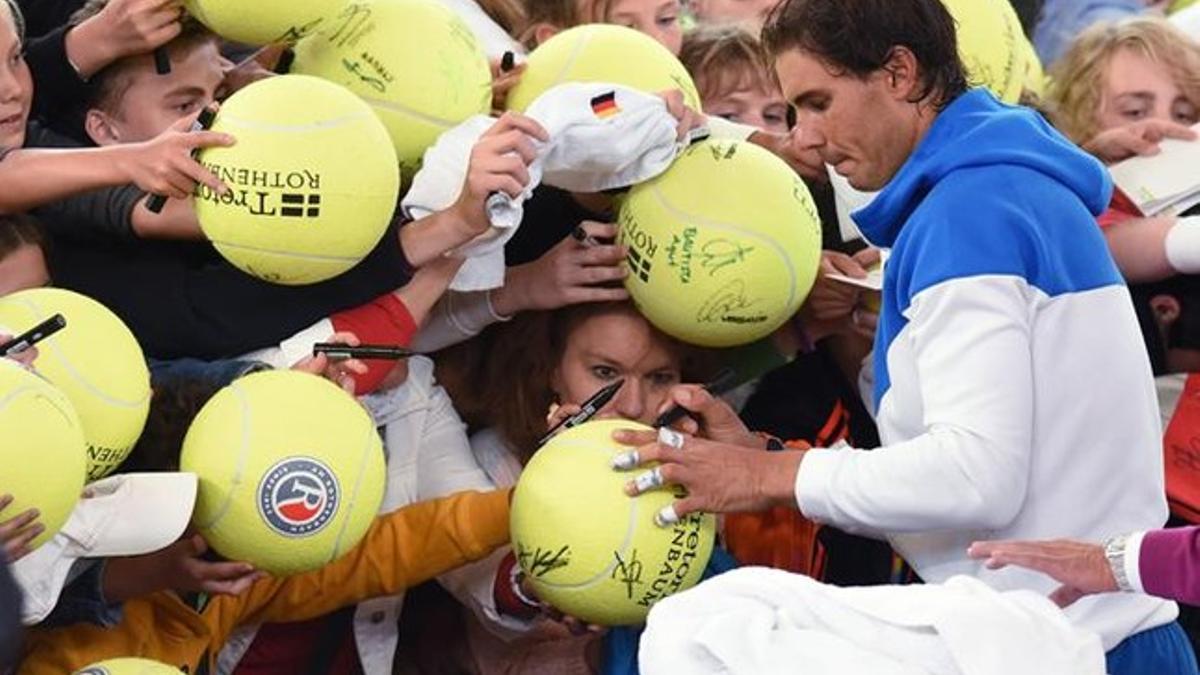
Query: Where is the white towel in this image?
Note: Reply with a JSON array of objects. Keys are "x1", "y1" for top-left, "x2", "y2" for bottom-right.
[
  {"x1": 639, "y1": 568, "x2": 1105, "y2": 675},
  {"x1": 402, "y1": 83, "x2": 700, "y2": 291}
]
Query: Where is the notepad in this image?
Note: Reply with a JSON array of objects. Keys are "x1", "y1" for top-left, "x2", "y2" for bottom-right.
[{"x1": 1109, "y1": 128, "x2": 1200, "y2": 217}]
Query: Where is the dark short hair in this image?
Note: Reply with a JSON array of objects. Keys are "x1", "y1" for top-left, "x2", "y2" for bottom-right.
[{"x1": 761, "y1": 0, "x2": 969, "y2": 110}]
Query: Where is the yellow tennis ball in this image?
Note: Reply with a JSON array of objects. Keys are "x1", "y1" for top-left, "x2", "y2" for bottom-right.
[
  {"x1": 180, "y1": 369, "x2": 385, "y2": 576},
  {"x1": 943, "y1": 0, "x2": 1025, "y2": 103},
  {"x1": 506, "y1": 24, "x2": 701, "y2": 113},
  {"x1": 1170, "y1": 0, "x2": 1199, "y2": 13},
  {"x1": 183, "y1": 0, "x2": 346, "y2": 45},
  {"x1": 74, "y1": 658, "x2": 184, "y2": 675},
  {"x1": 510, "y1": 419, "x2": 716, "y2": 626},
  {"x1": 618, "y1": 139, "x2": 822, "y2": 348},
  {"x1": 291, "y1": 0, "x2": 493, "y2": 181},
  {"x1": 194, "y1": 75, "x2": 400, "y2": 285},
  {"x1": 0, "y1": 360, "x2": 86, "y2": 550},
  {"x1": 0, "y1": 288, "x2": 150, "y2": 481}
]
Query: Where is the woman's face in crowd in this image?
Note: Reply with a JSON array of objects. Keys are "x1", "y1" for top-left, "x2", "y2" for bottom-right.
[
  {"x1": 0, "y1": 5, "x2": 32, "y2": 152},
  {"x1": 1097, "y1": 46, "x2": 1200, "y2": 133},
  {"x1": 704, "y1": 79, "x2": 790, "y2": 134},
  {"x1": 552, "y1": 310, "x2": 683, "y2": 424},
  {"x1": 607, "y1": 0, "x2": 684, "y2": 56},
  {"x1": 0, "y1": 243, "x2": 49, "y2": 296}
]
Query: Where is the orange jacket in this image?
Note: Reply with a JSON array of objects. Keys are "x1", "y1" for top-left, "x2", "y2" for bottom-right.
[{"x1": 18, "y1": 489, "x2": 512, "y2": 674}]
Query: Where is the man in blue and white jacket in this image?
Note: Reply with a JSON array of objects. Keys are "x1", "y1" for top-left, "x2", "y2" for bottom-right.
[{"x1": 616, "y1": 0, "x2": 1196, "y2": 671}]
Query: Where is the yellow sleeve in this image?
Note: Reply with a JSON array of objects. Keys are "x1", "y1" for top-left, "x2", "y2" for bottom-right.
[{"x1": 231, "y1": 488, "x2": 511, "y2": 627}]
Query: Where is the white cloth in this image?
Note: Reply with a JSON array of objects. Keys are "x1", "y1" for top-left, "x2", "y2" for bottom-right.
[
  {"x1": 828, "y1": 164, "x2": 877, "y2": 244},
  {"x1": 639, "y1": 568, "x2": 1106, "y2": 675},
  {"x1": 402, "y1": 83, "x2": 698, "y2": 291},
  {"x1": 217, "y1": 357, "x2": 525, "y2": 674},
  {"x1": 15, "y1": 473, "x2": 197, "y2": 625}
]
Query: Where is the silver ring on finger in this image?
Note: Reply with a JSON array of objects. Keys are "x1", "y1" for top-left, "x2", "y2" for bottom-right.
[
  {"x1": 634, "y1": 466, "x2": 665, "y2": 493},
  {"x1": 658, "y1": 427, "x2": 685, "y2": 449}
]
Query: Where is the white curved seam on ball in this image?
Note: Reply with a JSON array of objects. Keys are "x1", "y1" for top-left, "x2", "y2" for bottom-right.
[
  {"x1": 194, "y1": 381, "x2": 251, "y2": 530},
  {"x1": 546, "y1": 30, "x2": 591, "y2": 100},
  {"x1": 647, "y1": 184, "x2": 800, "y2": 308},
  {"x1": 524, "y1": 436, "x2": 638, "y2": 590},
  {"x1": 326, "y1": 417, "x2": 377, "y2": 564},
  {"x1": 361, "y1": 88, "x2": 491, "y2": 128},
  {"x1": 209, "y1": 240, "x2": 368, "y2": 262},
  {"x1": 216, "y1": 111, "x2": 378, "y2": 133},
  {"x1": 15, "y1": 297, "x2": 149, "y2": 408}
]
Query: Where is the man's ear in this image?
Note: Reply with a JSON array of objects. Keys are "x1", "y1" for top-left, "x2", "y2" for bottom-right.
[
  {"x1": 881, "y1": 46, "x2": 922, "y2": 102},
  {"x1": 84, "y1": 109, "x2": 122, "y2": 147}
]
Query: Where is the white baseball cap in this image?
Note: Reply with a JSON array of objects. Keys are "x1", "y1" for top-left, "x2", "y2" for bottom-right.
[{"x1": 13, "y1": 472, "x2": 197, "y2": 625}]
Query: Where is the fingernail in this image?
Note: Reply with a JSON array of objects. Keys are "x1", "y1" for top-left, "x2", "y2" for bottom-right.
[
  {"x1": 624, "y1": 480, "x2": 639, "y2": 496},
  {"x1": 611, "y1": 451, "x2": 638, "y2": 470}
]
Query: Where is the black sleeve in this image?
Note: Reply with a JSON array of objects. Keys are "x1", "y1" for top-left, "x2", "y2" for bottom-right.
[
  {"x1": 48, "y1": 222, "x2": 415, "y2": 360},
  {"x1": 16, "y1": 0, "x2": 85, "y2": 39},
  {"x1": 24, "y1": 24, "x2": 91, "y2": 139},
  {"x1": 0, "y1": 561, "x2": 20, "y2": 671},
  {"x1": 22, "y1": 123, "x2": 144, "y2": 241}
]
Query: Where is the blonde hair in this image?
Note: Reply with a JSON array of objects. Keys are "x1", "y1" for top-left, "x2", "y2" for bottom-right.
[
  {"x1": 1048, "y1": 17, "x2": 1200, "y2": 144},
  {"x1": 679, "y1": 23, "x2": 776, "y2": 103},
  {"x1": 1, "y1": 0, "x2": 23, "y2": 43}
]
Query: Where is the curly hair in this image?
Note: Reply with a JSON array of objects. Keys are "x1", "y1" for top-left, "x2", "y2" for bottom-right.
[{"x1": 1047, "y1": 17, "x2": 1200, "y2": 145}]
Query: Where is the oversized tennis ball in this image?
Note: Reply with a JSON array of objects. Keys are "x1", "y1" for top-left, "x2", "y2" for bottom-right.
[
  {"x1": 180, "y1": 370, "x2": 385, "y2": 575},
  {"x1": 194, "y1": 74, "x2": 400, "y2": 285},
  {"x1": 0, "y1": 359, "x2": 86, "y2": 550},
  {"x1": 74, "y1": 658, "x2": 184, "y2": 675},
  {"x1": 291, "y1": 0, "x2": 493, "y2": 181},
  {"x1": 618, "y1": 139, "x2": 822, "y2": 348},
  {"x1": 183, "y1": 0, "x2": 345, "y2": 45},
  {"x1": 510, "y1": 419, "x2": 716, "y2": 626},
  {"x1": 506, "y1": 24, "x2": 701, "y2": 113},
  {"x1": 0, "y1": 288, "x2": 150, "y2": 481},
  {"x1": 1170, "y1": 0, "x2": 1199, "y2": 13},
  {"x1": 943, "y1": 0, "x2": 1025, "y2": 103}
]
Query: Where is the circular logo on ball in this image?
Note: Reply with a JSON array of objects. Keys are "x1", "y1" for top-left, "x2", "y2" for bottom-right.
[{"x1": 257, "y1": 457, "x2": 339, "y2": 537}]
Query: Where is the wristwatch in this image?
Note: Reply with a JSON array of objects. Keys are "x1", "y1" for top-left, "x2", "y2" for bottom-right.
[{"x1": 1103, "y1": 534, "x2": 1135, "y2": 593}]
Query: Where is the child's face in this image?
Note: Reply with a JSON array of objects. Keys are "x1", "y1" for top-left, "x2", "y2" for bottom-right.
[
  {"x1": 607, "y1": 0, "x2": 683, "y2": 56},
  {"x1": 0, "y1": 5, "x2": 33, "y2": 152},
  {"x1": 704, "y1": 80, "x2": 789, "y2": 134},
  {"x1": 95, "y1": 40, "x2": 224, "y2": 144}
]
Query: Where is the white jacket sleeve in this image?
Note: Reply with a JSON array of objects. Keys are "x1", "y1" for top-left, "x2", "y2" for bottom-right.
[
  {"x1": 796, "y1": 276, "x2": 1035, "y2": 534},
  {"x1": 411, "y1": 290, "x2": 512, "y2": 353},
  {"x1": 418, "y1": 379, "x2": 533, "y2": 637}
]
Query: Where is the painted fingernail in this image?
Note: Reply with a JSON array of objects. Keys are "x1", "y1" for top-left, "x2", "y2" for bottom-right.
[
  {"x1": 611, "y1": 451, "x2": 638, "y2": 470},
  {"x1": 654, "y1": 505, "x2": 679, "y2": 528}
]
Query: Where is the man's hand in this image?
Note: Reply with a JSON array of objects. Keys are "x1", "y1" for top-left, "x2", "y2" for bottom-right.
[
  {"x1": 0, "y1": 333, "x2": 37, "y2": 369},
  {"x1": 1082, "y1": 119, "x2": 1197, "y2": 165},
  {"x1": 493, "y1": 221, "x2": 629, "y2": 315},
  {"x1": 216, "y1": 45, "x2": 286, "y2": 100},
  {"x1": 119, "y1": 116, "x2": 234, "y2": 199},
  {"x1": 489, "y1": 53, "x2": 526, "y2": 113},
  {"x1": 967, "y1": 538, "x2": 1117, "y2": 607},
  {"x1": 103, "y1": 534, "x2": 263, "y2": 602},
  {"x1": 448, "y1": 113, "x2": 549, "y2": 239},
  {"x1": 611, "y1": 429, "x2": 803, "y2": 525},
  {"x1": 0, "y1": 494, "x2": 43, "y2": 562}
]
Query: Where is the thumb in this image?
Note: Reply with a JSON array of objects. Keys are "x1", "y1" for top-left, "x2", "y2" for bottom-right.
[
  {"x1": 1049, "y1": 585, "x2": 1086, "y2": 608},
  {"x1": 187, "y1": 534, "x2": 208, "y2": 556},
  {"x1": 168, "y1": 114, "x2": 195, "y2": 133}
]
